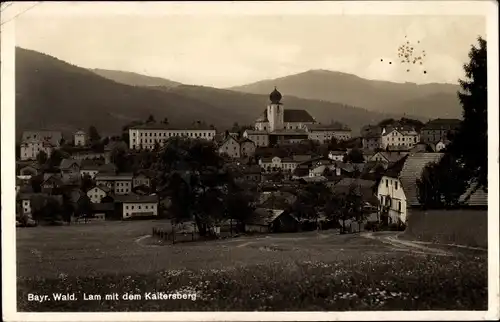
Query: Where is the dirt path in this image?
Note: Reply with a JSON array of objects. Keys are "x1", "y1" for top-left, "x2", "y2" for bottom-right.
[{"x1": 361, "y1": 232, "x2": 453, "y2": 256}]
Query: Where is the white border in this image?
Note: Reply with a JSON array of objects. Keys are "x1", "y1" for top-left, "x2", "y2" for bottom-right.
[{"x1": 1, "y1": 1, "x2": 499, "y2": 321}]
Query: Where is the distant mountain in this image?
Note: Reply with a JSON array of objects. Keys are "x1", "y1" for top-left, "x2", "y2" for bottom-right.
[
  {"x1": 16, "y1": 48, "x2": 231, "y2": 135},
  {"x1": 154, "y1": 85, "x2": 420, "y2": 135},
  {"x1": 91, "y1": 68, "x2": 182, "y2": 88},
  {"x1": 15, "y1": 48, "x2": 419, "y2": 138},
  {"x1": 228, "y1": 69, "x2": 462, "y2": 119}
]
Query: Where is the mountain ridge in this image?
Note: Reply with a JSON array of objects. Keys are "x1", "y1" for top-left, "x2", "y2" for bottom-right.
[{"x1": 16, "y1": 47, "x2": 411, "y2": 138}]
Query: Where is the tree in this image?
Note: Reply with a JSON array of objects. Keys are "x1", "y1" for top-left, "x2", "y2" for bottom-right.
[
  {"x1": 80, "y1": 174, "x2": 94, "y2": 192},
  {"x1": 448, "y1": 37, "x2": 487, "y2": 189},
  {"x1": 76, "y1": 195, "x2": 93, "y2": 223},
  {"x1": 88, "y1": 126, "x2": 101, "y2": 144},
  {"x1": 46, "y1": 149, "x2": 66, "y2": 169},
  {"x1": 30, "y1": 175, "x2": 44, "y2": 193},
  {"x1": 146, "y1": 114, "x2": 156, "y2": 124},
  {"x1": 343, "y1": 148, "x2": 364, "y2": 163},
  {"x1": 417, "y1": 154, "x2": 471, "y2": 208},
  {"x1": 36, "y1": 150, "x2": 48, "y2": 166}
]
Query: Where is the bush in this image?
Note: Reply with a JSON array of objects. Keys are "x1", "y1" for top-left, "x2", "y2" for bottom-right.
[{"x1": 364, "y1": 221, "x2": 379, "y2": 231}]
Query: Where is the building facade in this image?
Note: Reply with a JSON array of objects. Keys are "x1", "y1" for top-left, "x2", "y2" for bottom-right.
[
  {"x1": 380, "y1": 127, "x2": 420, "y2": 151},
  {"x1": 128, "y1": 124, "x2": 216, "y2": 150},
  {"x1": 306, "y1": 124, "x2": 352, "y2": 144},
  {"x1": 87, "y1": 186, "x2": 110, "y2": 203},
  {"x1": 420, "y1": 118, "x2": 461, "y2": 144},
  {"x1": 74, "y1": 130, "x2": 87, "y2": 146}
]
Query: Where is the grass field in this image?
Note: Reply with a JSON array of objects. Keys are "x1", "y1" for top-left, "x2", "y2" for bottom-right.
[{"x1": 16, "y1": 220, "x2": 488, "y2": 311}]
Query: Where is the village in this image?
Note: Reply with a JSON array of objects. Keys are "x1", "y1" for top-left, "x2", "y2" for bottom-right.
[{"x1": 15, "y1": 87, "x2": 487, "y2": 239}]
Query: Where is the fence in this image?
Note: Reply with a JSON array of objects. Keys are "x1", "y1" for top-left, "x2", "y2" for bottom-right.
[{"x1": 152, "y1": 224, "x2": 241, "y2": 244}]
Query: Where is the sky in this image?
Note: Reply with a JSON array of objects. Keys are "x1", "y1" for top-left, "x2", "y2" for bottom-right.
[{"x1": 12, "y1": 2, "x2": 487, "y2": 88}]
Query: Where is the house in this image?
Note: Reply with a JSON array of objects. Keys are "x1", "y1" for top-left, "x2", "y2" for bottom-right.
[
  {"x1": 87, "y1": 185, "x2": 112, "y2": 203},
  {"x1": 377, "y1": 153, "x2": 444, "y2": 224},
  {"x1": 95, "y1": 173, "x2": 133, "y2": 195},
  {"x1": 369, "y1": 151, "x2": 409, "y2": 165},
  {"x1": 74, "y1": 130, "x2": 87, "y2": 146},
  {"x1": 420, "y1": 118, "x2": 461, "y2": 145},
  {"x1": 60, "y1": 158, "x2": 82, "y2": 180},
  {"x1": 71, "y1": 150, "x2": 111, "y2": 164},
  {"x1": 328, "y1": 150, "x2": 346, "y2": 162},
  {"x1": 243, "y1": 130, "x2": 270, "y2": 147},
  {"x1": 19, "y1": 164, "x2": 39, "y2": 177},
  {"x1": 218, "y1": 135, "x2": 241, "y2": 159},
  {"x1": 246, "y1": 208, "x2": 299, "y2": 233},
  {"x1": 114, "y1": 194, "x2": 158, "y2": 219},
  {"x1": 241, "y1": 165, "x2": 262, "y2": 182},
  {"x1": 380, "y1": 125, "x2": 420, "y2": 151},
  {"x1": 91, "y1": 203, "x2": 114, "y2": 220},
  {"x1": 17, "y1": 193, "x2": 35, "y2": 216},
  {"x1": 133, "y1": 173, "x2": 152, "y2": 188},
  {"x1": 306, "y1": 123, "x2": 352, "y2": 144},
  {"x1": 361, "y1": 126, "x2": 383, "y2": 151},
  {"x1": 128, "y1": 123, "x2": 216, "y2": 150},
  {"x1": 41, "y1": 173, "x2": 64, "y2": 194},
  {"x1": 240, "y1": 138, "x2": 256, "y2": 157},
  {"x1": 20, "y1": 130, "x2": 62, "y2": 161},
  {"x1": 435, "y1": 139, "x2": 451, "y2": 152},
  {"x1": 80, "y1": 159, "x2": 101, "y2": 179}
]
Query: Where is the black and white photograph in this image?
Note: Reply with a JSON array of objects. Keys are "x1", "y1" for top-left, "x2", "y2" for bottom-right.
[{"x1": 1, "y1": 1, "x2": 499, "y2": 320}]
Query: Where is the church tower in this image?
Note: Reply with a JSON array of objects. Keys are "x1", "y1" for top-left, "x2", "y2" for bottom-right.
[{"x1": 267, "y1": 87, "x2": 284, "y2": 132}]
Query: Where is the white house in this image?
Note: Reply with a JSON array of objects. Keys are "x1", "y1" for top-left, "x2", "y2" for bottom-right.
[
  {"x1": 74, "y1": 130, "x2": 87, "y2": 146},
  {"x1": 20, "y1": 130, "x2": 62, "y2": 161},
  {"x1": 328, "y1": 150, "x2": 346, "y2": 162},
  {"x1": 115, "y1": 194, "x2": 158, "y2": 219},
  {"x1": 377, "y1": 153, "x2": 444, "y2": 224},
  {"x1": 128, "y1": 123, "x2": 216, "y2": 150},
  {"x1": 380, "y1": 126, "x2": 420, "y2": 151},
  {"x1": 259, "y1": 156, "x2": 301, "y2": 173},
  {"x1": 86, "y1": 185, "x2": 111, "y2": 203},
  {"x1": 18, "y1": 193, "x2": 33, "y2": 215}
]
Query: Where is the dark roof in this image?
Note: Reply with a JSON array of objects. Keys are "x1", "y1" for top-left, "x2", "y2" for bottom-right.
[
  {"x1": 361, "y1": 125, "x2": 382, "y2": 138},
  {"x1": 21, "y1": 130, "x2": 62, "y2": 146},
  {"x1": 399, "y1": 153, "x2": 444, "y2": 206},
  {"x1": 247, "y1": 208, "x2": 289, "y2": 226},
  {"x1": 114, "y1": 193, "x2": 158, "y2": 203},
  {"x1": 95, "y1": 173, "x2": 133, "y2": 181},
  {"x1": 371, "y1": 151, "x2": 409, "y2": 163},
  {"x1": 383, "y1": 155, "x2": 409, "y2": 177},
  {"x1": 331, "y1": 178, "x2": 378, "y2": 204},
  {"x1": 92, "y1": 203, "x2": 115, "y2": 212},
  {"x1": 458, "y1": 182, "x2": 488, "y2": 206},
  {"x1": 60, "y1": 158, "x2": 82, "y2": 169},
  {"x1": 284, "y1": 109, "x2": 315, "y2": 123},
  {"x1": 88, "y1": 185, "x2": 112, "y2": 193},
  {"x1": 422, "y1": 118, "x2": 461, "y2": 130}
]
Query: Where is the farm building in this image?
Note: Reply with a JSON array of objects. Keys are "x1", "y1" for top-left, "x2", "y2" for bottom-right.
[{"x1": 246, "y1": 208, "x2": 299, "y2": 233}]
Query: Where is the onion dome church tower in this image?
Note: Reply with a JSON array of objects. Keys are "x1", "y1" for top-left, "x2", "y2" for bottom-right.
[{"x1": 267, "y1": 87, "x2": 285, "y2": 132}]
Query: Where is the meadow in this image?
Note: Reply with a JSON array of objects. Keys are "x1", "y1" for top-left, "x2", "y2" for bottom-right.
[{"x1": 16, "y1": 220, "x2": 488, "y2": 311}]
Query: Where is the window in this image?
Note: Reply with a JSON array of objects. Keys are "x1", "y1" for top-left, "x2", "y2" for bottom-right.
[
  {"x1": 125, "y1": 206, "x2": 129, "y2": 209},
  {"x1": 398, "y1": 201, "x2": 401, "y2": 212},
  {"x1": 131, "y1": 205, "x2": 135, "y2": 209},
  {"x1": 395, "y1": 181, "x2": 398, "y2": 190},
  {"x1": 386, "y1": 179, "x2": 388, "y2": 187},
  {"x1": 138, "y1": 206, "x2": 141, "y2": 210}
]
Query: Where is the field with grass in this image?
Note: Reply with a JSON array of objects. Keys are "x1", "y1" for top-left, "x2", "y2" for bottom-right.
[{"x1": 16, "y1": 220, "x2": 488, "y2": 311}]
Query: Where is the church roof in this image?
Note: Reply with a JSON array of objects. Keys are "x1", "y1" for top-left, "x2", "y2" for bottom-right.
[{"x1": 255, "y1": 109, "x2": 315, "y2": 124}]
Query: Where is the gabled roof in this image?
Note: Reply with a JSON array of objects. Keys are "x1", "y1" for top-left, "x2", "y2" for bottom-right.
[
  {"x1": 74, "y1": 130, "x2": 86, "y2": 135},
  {"x1": 284, "y1": 109, "x2": 315, "y2": 123},
  {"x1": 383, "y1": 155, "x2": 409, "y2": 178},
  {"x1": 219, "y1": 135, "x2": 240, "y2": 147},
  {"x1": 128, "y1": 123, "x2": 215, "y2": 131},
  {"x1": 239, "y1": 138, "x2": 255, "y2": 145},
  {"x1": 60, "y1": 158, "x2": 82, "y2": 169},
  {"x1": 399, "y1": 153, "x2": 444, "y2": 206},
  {"x1": 247, "y1": 208, "x2": 289, "y2": 226},
  {"x1": 372, "y1": 151, "x2": 409, "y2": 163},
  {"x1": 95, "y1": 173, "x2": 133, "y2": 181},
  {"x1": 244, "y1": 130, "x2": 269, "y2": 136},
  {"x1": 331, "y1": 178, "x2": 378, "y2": 205},
  {"x1": 21, "y1": 130, "x2": 62, "y2": 146},
  {"x1": 458, "y1": 182, "x2": 488, "y2": 206},
  {"x1": 87, "y1": 185, "x2": 112, "y2": 193}
]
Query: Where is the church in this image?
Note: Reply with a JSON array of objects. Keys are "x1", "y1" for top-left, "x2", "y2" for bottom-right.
[{"x1": 243, "y1": 88, "x2": 317, "y2": 147}]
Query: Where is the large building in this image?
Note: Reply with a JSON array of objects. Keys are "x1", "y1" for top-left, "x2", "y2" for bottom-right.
[
  {"x1": 19, "y1": 130, "x2": 62, "y2": 161},
  {"x1": 420, "y1": 118, "x2": 461, "y2": 144},
  {"x1": 128, "y1": 123, "x2": 216, "y2": 150},
  {"x1": 306, "y1": 123, "x2": 352, "y2": 144},
  {"x1": 243, "y1": 88, "x2": 317, "y2": 147},
  {"x1": 362, "y1": 125, "x2": 419, "y2": 151}
]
